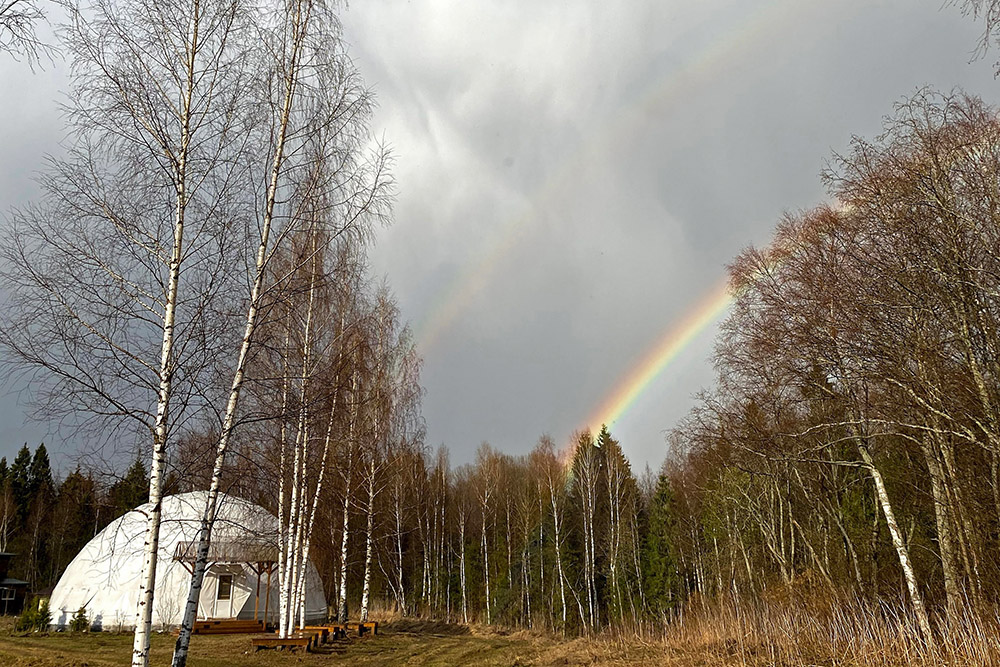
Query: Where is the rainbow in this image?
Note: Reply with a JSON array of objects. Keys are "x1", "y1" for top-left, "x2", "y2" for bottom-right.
[
  {"x1": 584, "y1": 205, "x2": 835, "y2": 434},
  {"x1": 586, "y1": 276, "x2": 732, "y2": 433},
  {"x1": 413, "y1": 0, "x2": 823, "y2": 352}
]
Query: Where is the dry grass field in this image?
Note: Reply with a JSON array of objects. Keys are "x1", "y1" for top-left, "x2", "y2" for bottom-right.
[
  {"x1": 4, "y1": 600, "x2": 1000, "y2": 667},
  {"x1": 0, "y1": 619, "x2": 672, "y2": 667}
]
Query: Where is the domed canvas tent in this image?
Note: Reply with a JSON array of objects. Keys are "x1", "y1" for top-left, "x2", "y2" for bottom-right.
[{"x1": 50, "y1": 491, "x2": 326, "y2": 630}]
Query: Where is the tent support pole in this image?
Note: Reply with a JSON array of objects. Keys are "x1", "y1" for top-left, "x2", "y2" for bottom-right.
[
  {"x1": 264, "y1": 566, "x2": 272, "y2": 630},
  {"x1": 254, "y1": 563, "x2": 261, "y2": 621}
]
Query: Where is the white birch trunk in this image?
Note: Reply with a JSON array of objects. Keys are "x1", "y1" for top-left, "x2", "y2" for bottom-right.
[
  {"x1": 459, "y1": 511, "x2": 468, "y2": 624},
  {"x1": 337, "y1": 447, "x2": 352, "y2": 622},
  {"x1": 170, "y1": 1, "x2": 309, "y2": 657},
  {"x1": 275, "y1": 326, "x2": 293, "y2": 632},
  {"x1": 132, "y1": 4, "x2": 201, "y2": 664},
  {"x1": 481, "y1": 492, "x2": 491, "y2": 624},
  {"x1": 395, "y1": 489, "x2": 407, "y2": 613},
  {"x1": 856, "y1": 441, "x2": 933, "y2": 641},
  {"x1": 549, "y1": 477, "x2": 567, "y2": 631},
  {"x1": 359, "y1": 455, "x2": 375, "y2": 622},
  {"x1": 337, "y1": 370, "x2": 358, "y2": 623}
]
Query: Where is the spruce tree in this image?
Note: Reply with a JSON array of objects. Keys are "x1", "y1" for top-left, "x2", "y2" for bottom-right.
[
  {"x1": 641, "y1": 473, "x2": 679, "y2": 615},
  {"x1": 24, "y1": 445, "x2": 56, "y2": 588},
  {"x1": 28, "y1": 444, "x2": 54, "y2": 498},
  {"x1": 109, "y1": 457, "x2": 149, "y2": 516},
  {"x1": 52, "y1": 469, "x2": 99, "y2": 578},
  {"x1": 9, "y1": 445, "x2": 32, "y2": 524}
]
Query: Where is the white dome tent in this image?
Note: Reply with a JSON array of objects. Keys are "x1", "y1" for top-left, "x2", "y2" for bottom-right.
[{"x1": 50, "y1": 491, "x2": 326, "y2": 630}]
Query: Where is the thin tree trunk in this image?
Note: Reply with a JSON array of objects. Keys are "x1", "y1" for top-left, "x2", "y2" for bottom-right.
[
  {"x1": 337, "y1": 369, "x2": 358, "y2": 623},
  {"x1": 132, "y1": 3, "x2": 201, "y2": 663},
  {"x1": 856, "y1": 440, "x2": 933, "y2": 642},
  {"x1": 550, "y1": 483, "x2": 567, "y2": 632},
  {"x1": 170, "y1": 1, "x2": 310, "y2": 657},
  {"x1": 459, "y1": 513, "x2": 468, "y2": 624},
  {"x1": 359, "y1": 455, "x2": 375, "y2": 622},
  {"x1": 481, "y1": 508, "x2": 491, "y2": 625}
]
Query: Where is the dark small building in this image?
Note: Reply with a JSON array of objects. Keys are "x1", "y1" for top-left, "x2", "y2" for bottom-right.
[{"x1": 0, "y1": 553, "x2": 29, "y2": 615}]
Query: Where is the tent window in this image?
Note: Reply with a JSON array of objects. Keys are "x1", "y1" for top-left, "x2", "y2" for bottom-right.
[
  {"x1": 0, "y1": 588, "x2": 12, "y2": 600},
  {"x1": 217, "y1": 575, "x2": 233, "y2": 600}
]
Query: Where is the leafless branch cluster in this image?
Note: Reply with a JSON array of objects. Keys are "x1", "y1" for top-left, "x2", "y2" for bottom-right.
[{"x1": 0, "y1": 0, "x2": 49, "y2": 65}]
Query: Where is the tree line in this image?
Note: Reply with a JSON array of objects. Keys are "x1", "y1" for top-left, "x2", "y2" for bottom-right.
[
  {"x1": 229, "y1": 424, "x2": 681, "y2": 635},
  {"x1": 666, "y1": 90, "x2": 1000, "y2": 641},
  {"x1": 0, "y1": 444, "x2": 151, "y2": 592}
]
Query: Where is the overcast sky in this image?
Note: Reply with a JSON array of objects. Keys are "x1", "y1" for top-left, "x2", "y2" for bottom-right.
[{"x1": 1, "y1": 0, "x2": 999, "y2": 473}]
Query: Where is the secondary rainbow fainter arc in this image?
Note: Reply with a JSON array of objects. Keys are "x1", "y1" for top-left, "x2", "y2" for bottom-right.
[
  {"x1": 412, "y1": 0, "x2": 820, "y2": 354},
  {"x1": 587, "y1": 277, "x2": 733, "y2": 434}
]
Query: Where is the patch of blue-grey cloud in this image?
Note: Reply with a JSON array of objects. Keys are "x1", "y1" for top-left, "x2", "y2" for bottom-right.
[{"x1": 0, "y1": 0, "x2": 997, "y2": 474}]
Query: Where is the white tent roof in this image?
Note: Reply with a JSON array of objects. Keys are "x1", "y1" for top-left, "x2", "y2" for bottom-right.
[{"x1": 50, "y1": 491, "x2": 326, "y2": 629}]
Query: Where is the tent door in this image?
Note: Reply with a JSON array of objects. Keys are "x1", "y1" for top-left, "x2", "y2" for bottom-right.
[{"x1": 213, "y1": 573, "x2": 234, "y2": 618}]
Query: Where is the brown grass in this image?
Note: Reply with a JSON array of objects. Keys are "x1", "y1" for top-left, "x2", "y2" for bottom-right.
[
  {"x1": 0, "y1": 618, "x2": 665, "y2": 667},
  {"x1": 1, "y1": 598, "x2": 998, "y2": 666},
  {"x1": 655, "y1": 594, "x2": 1000, "y2": 666}
]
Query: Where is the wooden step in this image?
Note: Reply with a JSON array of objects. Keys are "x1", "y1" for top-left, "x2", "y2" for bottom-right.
[{"x1": 343, "y1": 621, "x2": 379, "y2": 636}]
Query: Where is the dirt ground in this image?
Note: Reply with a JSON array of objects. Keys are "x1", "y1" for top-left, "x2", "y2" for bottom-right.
[{"x1": 0, "y1": 620, "x2": 701, "y2": 667}]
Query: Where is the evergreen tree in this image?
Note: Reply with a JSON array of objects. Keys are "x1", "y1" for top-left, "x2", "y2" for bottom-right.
[
  {"x1": 51, "y1": 468, "x2": 99, "y2": 579},
  {"x1": 9, "y1": 445, "x2": 31, "y2": 524},
  {"x1": 28, "y1": 444, "x2": 54, "y2": 499},
  {"x1": 0, "y1": 457, "x2": 12, "y2": 551},
  {"x1": 108, "y1": 457, "x2": 149, "y2": 516},
  {"x1": 641, "y1": 473, "x2": 679, "y2": 615},
  {"x1": 23, "y1": 444, "x2": 56, "y2": 588}
]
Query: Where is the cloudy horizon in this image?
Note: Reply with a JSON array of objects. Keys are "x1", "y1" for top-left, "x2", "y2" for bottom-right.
[{"x1": 2, "y1": 0, "x2": 999, "y2": 474}]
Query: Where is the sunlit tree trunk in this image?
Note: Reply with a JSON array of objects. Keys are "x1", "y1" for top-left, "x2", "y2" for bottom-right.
[{"x1": 856, "y1": 439, "x2": 933, "y2": 641}]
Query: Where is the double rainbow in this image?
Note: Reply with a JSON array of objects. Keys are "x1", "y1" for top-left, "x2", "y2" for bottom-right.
[
  {"x1": 413, "y1": 0, "x2": 817, "y2": 352},
  {"x1": 411, "y1": 0, "x2": 834, "y2": 438},
  {"x1": 585, "y1": 276, "x2": 732, "y2": 433}
]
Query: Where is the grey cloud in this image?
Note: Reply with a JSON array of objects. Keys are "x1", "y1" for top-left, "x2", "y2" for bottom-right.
[{"x1": 1, "y1": 0, "x2": 998, "y2": 473}]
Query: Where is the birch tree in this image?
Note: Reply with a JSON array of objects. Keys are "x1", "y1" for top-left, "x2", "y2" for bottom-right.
[
  {"x1": 171, "y1": 0, "x2": 390, "y2": 659},
  {"x1": 0, "y1": 0, "x2": 253, "y2": 662},
  {"x1": 0, "y1": 0, "x2": 48, "y2": 64}
]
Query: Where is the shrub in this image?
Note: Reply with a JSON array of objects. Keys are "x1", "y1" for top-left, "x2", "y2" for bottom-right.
[
  {"x1": 69, "y1": 606, "x2": 89, "y2": 632},
  {"x1": 14, "y1": 603, "x2": 37, "y2": 633},
  {"x1": 15, "y1": 598, "x2": 53, "y2": 632},
  {"x1": 35, "y1": 599, "x2": 51, "y2": 631}
]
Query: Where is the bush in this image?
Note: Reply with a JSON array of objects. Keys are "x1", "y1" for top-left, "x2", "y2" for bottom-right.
[
  {"x1": 14, "y1": 604, "x2": 37, "y2": 633},
  {"x1": 36, "y1": 599, "x2": 51, "y2": 631},
  {"x1": 15, "y1": 598, "x2": 52, "y2": 633},
  {"x1": 69, "y1": 606, "x2": 89, "y2": 632}
]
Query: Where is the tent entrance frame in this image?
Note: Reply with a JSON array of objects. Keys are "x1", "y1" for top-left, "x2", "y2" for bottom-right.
[{"x1": 173, "y1": 540, "x2": 278, "y2": 624}]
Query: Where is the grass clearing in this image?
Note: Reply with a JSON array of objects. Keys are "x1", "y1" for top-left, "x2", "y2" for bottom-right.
[
  {"x1": 4, "y1": 603, "x2": 999, "y2": 666},
  {"x1": 0, "y1": 620, "x2": 672, "y2": 667}
]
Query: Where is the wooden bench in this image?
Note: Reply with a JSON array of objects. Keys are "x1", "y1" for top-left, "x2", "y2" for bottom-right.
[
  {"x1": 326, "y1": 623, "x2": 347, "y2": 639},
  {"x1": 250, "y1": 632, "x2": 318, "y2": 652},
  {"x1": 297, "y1": 626, "x2": 330, "y2": 643},
  {"x1": 344, "y1": 621, "x2": 378, "y2": 636},
  {"x1": 192, "y1": 619, "x2": 264, "y2": 635}
]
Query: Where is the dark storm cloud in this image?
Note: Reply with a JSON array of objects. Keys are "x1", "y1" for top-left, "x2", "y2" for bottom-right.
[
  {"x1": 0, "y1": 0, "x2": 998, "y2": 471},
  {"x1": 342, "y1": 0, "x2": 1000, "y2": 467}
]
